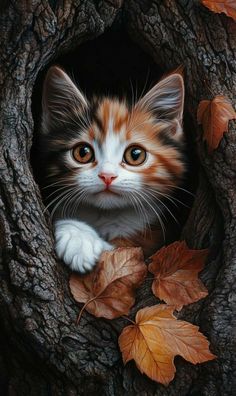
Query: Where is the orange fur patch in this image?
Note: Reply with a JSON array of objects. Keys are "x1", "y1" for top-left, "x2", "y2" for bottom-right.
[
  {"x1": 92, "y1": 99, "x2": 129, "y2": 142},
  {"x1": 90, "y1": 98, "x2": 184, "y2": 194},
  {"x1": 110, "y1": 224, "x2": 164, "y2": 257}
]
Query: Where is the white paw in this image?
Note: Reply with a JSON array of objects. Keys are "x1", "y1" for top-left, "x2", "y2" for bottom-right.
[{"x1": 54, "y1": 219, "x2": 113, "y2": 273}]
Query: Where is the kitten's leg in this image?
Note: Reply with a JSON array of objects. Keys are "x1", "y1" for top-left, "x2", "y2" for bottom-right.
[{"x1": 54, "y1": 219, "x2": 113, "y2": 273}]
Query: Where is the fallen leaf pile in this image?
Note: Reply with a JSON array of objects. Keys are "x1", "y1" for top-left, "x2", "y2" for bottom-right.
[
  {"x1": 119, "y1": 305, "x2": 216, "y2": 385},
  {"x1": 69, "y1": 241, "x2": 216, "y2": 385},
  {"x1": 201, "y1": 0, "x2": 236, "y2": 21},
  {"x1": 197, "y1": 95, "x2": 236, "y2": 152}
]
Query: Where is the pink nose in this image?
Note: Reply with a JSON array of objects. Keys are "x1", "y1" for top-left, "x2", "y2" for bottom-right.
[{"x1": 98, "y1": 172, "x2": 117, "y2": 186}]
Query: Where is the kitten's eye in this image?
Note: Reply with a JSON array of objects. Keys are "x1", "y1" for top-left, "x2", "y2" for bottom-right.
[
  {"x1": 123, "y1": 145, "x2": 146, "y2": 166},
  {"x1": 73, "y1": 143, "x2": 94, "y2": 164}
]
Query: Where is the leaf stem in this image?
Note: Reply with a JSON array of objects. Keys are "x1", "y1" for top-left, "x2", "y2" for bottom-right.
[
  {"x1": 76, "y1": 297, "x2": 96, "y2": 325},
  {"x1": 122, "y1": 315, "x2": 136, "y2": 325}
]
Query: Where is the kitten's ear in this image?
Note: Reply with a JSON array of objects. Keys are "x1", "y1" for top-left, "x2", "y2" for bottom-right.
[
  {"x1": 136, "y1": 73, "x2": 184, "y2": 139},
  {"x1": 42, "y1": 66, "x2": 88, "y2": 134}
]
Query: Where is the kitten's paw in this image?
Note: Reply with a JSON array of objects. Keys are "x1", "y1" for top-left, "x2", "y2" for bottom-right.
[{"x1": 54, "y1": 219, "x2": 113, "y2": 273}]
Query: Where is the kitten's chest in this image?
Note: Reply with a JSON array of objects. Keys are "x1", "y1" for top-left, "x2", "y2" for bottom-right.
[
  {"x1": 78, "y1": 206, "x2": 148, "y2": 239},
  {"x1": 77, "y1": 205, "x2": 163, "y2": 257}
]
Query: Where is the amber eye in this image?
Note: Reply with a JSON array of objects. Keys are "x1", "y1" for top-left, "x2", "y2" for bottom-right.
[
  {"x1": 73, "y1": 143, "x2": 95, "y2": 164},
  {"x1": 123, "y1": 145, "x2": 146, "y2": 166}
]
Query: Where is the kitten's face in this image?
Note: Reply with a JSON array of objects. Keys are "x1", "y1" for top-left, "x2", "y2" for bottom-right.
[{"x1": 41, "y1": 67, "x2": 185, "y2": 212}]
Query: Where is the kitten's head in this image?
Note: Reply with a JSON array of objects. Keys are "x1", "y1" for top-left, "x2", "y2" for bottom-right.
[{"x1": 40, "y1": 66, "x2": 185, "y2": 213}]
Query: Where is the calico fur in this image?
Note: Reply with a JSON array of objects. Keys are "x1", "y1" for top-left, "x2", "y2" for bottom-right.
[{"x1": 39, "y1": 66, "x2": 185, "y2": 272}]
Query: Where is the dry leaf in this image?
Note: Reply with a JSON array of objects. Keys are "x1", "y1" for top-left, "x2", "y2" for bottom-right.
[
  {"x1": 70, "y1": 247, "x2": 147, "y2": 320},
  {"x1": 201, "y1": 0, "x2": 236, "y2": 21},
  {"x1": 148, "y1": 241, "x2": 208, "y2": 309},
  {"x1": 197, "y1": 95, "x2": 236, "y2": 152},
  {"x1": 119, "y1": 305, "x2": 216, "y2": 385}
]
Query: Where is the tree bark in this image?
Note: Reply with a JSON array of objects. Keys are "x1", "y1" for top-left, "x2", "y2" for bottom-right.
[{"x1": 0, "y1": 1, "x2": 235, "y2": 395}]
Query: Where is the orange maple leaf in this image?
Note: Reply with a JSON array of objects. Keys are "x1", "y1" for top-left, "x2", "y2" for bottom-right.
[
  {"x1": 69, "y1": 247, "x2": 147, "y2": 320},
  {"x1": 201, "y1": 0, "x2": 236, "y2": 21},
  {"x1": 119, "y1": 305, "x2": 216, "y2": 385},
  {"x1": 197, "y1": 95, "x2": 236, "y2": 152},
  {"x1": 148, "y1": 241, "x2": 208, "y2": 310}
]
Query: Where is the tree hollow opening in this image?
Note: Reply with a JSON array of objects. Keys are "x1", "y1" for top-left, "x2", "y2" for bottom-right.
[{"x1": 31, "y1": 28, "x2": 198, "y2": 246}]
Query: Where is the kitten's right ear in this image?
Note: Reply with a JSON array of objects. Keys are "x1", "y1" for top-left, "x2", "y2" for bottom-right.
[
  {"x1": 135, "y1": 72, "x2": 184, "y2": 140},
  {"x1": 41, "y1": 66, "x2": 88, "y2": 134}
]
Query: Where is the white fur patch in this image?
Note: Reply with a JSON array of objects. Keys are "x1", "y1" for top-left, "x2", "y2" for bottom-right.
[{"x1": 54, "y1": 219, "x2": 113, "y2": 273}]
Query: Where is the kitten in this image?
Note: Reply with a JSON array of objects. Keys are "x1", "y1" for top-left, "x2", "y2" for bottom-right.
[{"x1": 39, "y1": 66, "x2": 185, "y2": 273}]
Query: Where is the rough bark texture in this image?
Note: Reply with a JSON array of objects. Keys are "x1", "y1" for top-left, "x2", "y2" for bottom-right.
[{"x1": 0, "y1": 1, "x2": 235, "y2": 395}]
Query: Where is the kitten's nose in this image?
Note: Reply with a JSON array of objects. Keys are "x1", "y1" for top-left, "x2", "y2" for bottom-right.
[{"x1": 98, "y1": 172, "x2": 117, "y2": 186}]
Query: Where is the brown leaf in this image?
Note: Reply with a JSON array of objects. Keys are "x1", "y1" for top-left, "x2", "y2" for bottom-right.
[
  {"x1": 197, "y1": 95, "x2": 236, "y2": 152},
  {"x1": 119, "y1": 305, "x2": 216, "y2": 385},
  {"x1": 201, "y1": 0, "x2": 236, "y2": 21},
  {"x1": 69, "y1": 247, "x2": 147, "y2": 320},
  {"x1": 148, "y1": 241, "x2": 208, "y2": 310}
]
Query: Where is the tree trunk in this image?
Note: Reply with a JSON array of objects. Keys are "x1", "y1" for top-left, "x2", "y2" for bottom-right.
[{"x1": 0, "y1": 1, "x2": 235, "y2": 395}]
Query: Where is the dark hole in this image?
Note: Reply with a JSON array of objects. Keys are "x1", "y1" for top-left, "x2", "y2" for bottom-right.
[
  {"x1": 31, "y1": 28, "x2": 198, "y2": 244},
  {"x1": 32, "y1": 29, "x2": 164, "y2": 125}
]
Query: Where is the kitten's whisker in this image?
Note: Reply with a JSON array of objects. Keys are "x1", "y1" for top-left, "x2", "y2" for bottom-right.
[
  {"x1": 63, "y1": 187, "x2": 83, "y2": 217},
  {"x1": 42, "y1": 178, "x2": 74, "y2": 189},
  {"x1": 128, "y1": 79, "x2": 136, "y2": 129},
  {"x1": 48, "y1": 188, "x2": 75, "y2": 219},
  {"x1": 134, "y1": 79, "x2": 138, "y2": 105},
  {"x1": 129, "y1": 79, "x2": 135, "y2": 110},
  {"x1": 148, "y1": 190, "x2": 179, "y2": 208},
  {"x1": 126, "y1": 191, "x2": 151, "y2": 238},
  {"x1": 70, "y1": 189, "x2": 88, "y2": 217},
  {"x1": 140, "y1": 183, "x2": 191, "y2": 209},
  {"x1": 136, "y1": 189, "x2": 168, "y2": 222},
  {"x1": 165, "y1": 184, "x2": 195, "y2": 197},
  {"x1": 43, "y1": 188, "x2": 73, "y2": 214},
  {"x1": 157, "y1": 192, "x2": 190, "y2": 208},
  {"x1": 53, "y1": 187, "x2": 83, "y2": 219},
  {"x1": 61, "y1": 188, "x2": 79, "y2": 218},
  {"x1": 144, "y1": 190, "x2": 179, "y2": 226},
  {"x1": 136, "y1": 68, "x2": 151, "y2": 104},
  {"x1": 45, "y1": 184, "x2": 75, "y2": 200},
  {"x1": 132, "y1": 189, "x2": 166, "y2": 242},
  {"x1": 131, "y1": 192, "x2": 151, "y2": 238},
  {"x1": 58, "y1": 186, "x2": 87, "y2": 218},
  {"x1": 139, "y1": 187, "x2": 180, "y2": 225}
]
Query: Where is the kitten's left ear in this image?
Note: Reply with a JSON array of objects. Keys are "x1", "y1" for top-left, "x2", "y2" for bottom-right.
[
  {"x1": 42, "y1": 66, "x2": 88, "y2": 134},
  {"x1": 136, "y1": 73, "x2": 184, "y2": 139}
]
